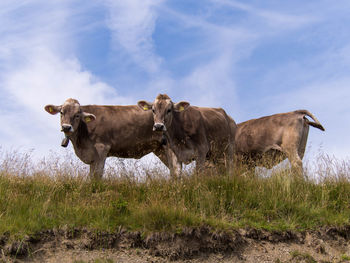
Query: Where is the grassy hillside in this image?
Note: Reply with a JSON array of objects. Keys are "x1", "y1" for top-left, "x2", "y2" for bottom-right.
[{"x1": 0, "y1": 149, "x2": 350, "y2": 239}]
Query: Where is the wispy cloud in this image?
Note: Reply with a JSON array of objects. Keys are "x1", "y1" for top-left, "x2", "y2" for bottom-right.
[
  {"x1": 145, "y1": 5, "x2": 257, "y2": 109},
  {"x1": 104, "y1": 0, "x2": 164, "y2": 73},
  {"x1": 150, "y1": 1, "x2": 319, "y2": 112},
  {"x1": 211, "y1": 0, "x2": 317, "y2": 29}
]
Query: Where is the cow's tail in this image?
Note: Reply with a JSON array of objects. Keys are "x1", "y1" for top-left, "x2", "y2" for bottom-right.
[{"x1": 295, "y1": 110, "x2": 325, "y2": 131}]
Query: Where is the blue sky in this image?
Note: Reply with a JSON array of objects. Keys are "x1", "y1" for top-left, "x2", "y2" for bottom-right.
[{"x1": 0, "y1": 0, "x2": 349, "y2": 163}]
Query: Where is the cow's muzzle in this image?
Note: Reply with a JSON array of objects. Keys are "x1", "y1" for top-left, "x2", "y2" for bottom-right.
[
  {"x1": 61, "y1": 124, "x2": 73, "y2": 133},
  {"x1": 153, "y1": 123, "x2": 166, "y2": 132}
]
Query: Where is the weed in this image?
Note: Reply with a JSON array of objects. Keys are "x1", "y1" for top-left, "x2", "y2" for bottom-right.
[{"x1": 111, "y1": 197, "x2": 129, "y2": 215}]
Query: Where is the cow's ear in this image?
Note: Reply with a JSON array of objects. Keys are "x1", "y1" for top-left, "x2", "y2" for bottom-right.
[
  {"x1": 174, "y1": 101, "x2": 190, "y2": 112},
  {"x1": 82, "y1": 112, "x2": 96, "y2": 123},
  {"x1": 44, "y1": 104, "x2": 61, "y2": 115},
  {"x1": 138, "y1": 100, "x2": 153, "y2": 111}
]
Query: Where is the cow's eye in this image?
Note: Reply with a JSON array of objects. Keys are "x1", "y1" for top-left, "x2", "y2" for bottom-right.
[
  {"x1": 152, "y1": 109, "x2": 155, "y2": 113},
  {"x1": 74, "y1": 114, "x2": 80, "y2": 119},
  {"x1": 167, "y1": 109, "x2": 171, "y2": 114}
]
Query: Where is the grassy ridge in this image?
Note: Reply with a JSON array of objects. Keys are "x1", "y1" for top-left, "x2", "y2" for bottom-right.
[{"x1": 0, "y1": 150, "x2": 350, "y2": 237}]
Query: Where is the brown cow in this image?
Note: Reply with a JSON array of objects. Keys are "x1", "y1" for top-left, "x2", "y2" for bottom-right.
[
  {"x1": 235, "y1": 110, "x2": 325, "y2": 174},
  {"x1": 138, "y1": 94, "x2": 237, "y2": 175},
  {"x1": 45, "y1": 98, "x2": 168, "y2": 179}
]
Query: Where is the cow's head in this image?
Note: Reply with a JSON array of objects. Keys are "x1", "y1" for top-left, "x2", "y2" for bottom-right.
[
  {"x1": 138, "y1": 94, "x2": 189, "y2": 132},
  {"x1": 44, "y1": 98, "x2": 96, "y2": 136}
]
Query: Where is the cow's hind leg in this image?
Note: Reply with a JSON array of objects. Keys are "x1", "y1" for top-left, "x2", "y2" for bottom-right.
[
  {"x1": 285, "y1": 149, "x2": 303, "y2": 177},
  {"x1": 282, "y1": 127, "x2": 304, "y2": 177}
]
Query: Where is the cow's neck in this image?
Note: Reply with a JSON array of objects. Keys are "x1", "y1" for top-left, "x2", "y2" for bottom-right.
[
  {"x1": 165, "y1": 112, "x2": 188, "y2": 151},
  {"x1": 164, "y1": 112, "x2": 197, "y2": 163},
  {"x1": 167, "y1": 113, "x2": 184, "y2": 142},
  {"x1": 67, "y1": 121, "x2": 92, "y2": 161}
]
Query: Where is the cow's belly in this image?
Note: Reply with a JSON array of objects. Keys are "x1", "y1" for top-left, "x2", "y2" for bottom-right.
[
  {"x1": 240, "y1": 150, "x2": 286, "y2": 169},
  {"x1": 108, "y1": 142, "x2": 158, "y2": 159},
  {"x1": 262, "y1": 149, "x2": 286, "y2": 168},
  {"x1": 108, "y1": 149, "x2": 153, "y2": 159}
]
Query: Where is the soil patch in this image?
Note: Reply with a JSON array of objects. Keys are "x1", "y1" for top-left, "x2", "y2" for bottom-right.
[{"x1": 2, "y1": 226, "x2": 350, "y2": 262}]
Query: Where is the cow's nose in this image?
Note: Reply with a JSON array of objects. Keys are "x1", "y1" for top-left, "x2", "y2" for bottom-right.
[
  {"x1": 153, "y1": 123, "x2": 166, "y2": 131},
  {"x1": 61, "y1": 124, "x2": 72, "y2": 133}
]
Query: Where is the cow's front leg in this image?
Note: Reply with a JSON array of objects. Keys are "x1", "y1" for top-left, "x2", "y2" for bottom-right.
[
  {"x1": 164, "y1": 145, "x2": 181, "y2": 177},
  {"x1": 89, "y1": 143, "x2": 110, "y2": 180},
  {"x1": 90, "y1": 160, "x2": 106, "y2": 180},
  {"x1": 154, "y1": 149, "x2": 181, "y2": 176}
]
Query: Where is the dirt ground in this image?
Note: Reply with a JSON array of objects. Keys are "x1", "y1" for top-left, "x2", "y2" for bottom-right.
[{"x1": 2, "y1": 226, "x2": 350, "y2": 262}]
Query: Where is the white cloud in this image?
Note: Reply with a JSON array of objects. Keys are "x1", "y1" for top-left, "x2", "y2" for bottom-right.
[
  {"x1": 104, "y1": 0, "x2": 164, "y2": 73},
  {"x1": 4, "y1": 48, "x2": 128, "y2": 108},
  {"x1": 0, "y1": 1, "x2": 132, "y2": 159},
  {"x1": 0, "y1": 47, "x2": 134, "y2": 158}
]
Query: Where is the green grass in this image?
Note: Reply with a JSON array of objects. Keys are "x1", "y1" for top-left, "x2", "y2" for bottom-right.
[
  {"x1": 340, "y1": 254, "x2": 350, "y2": 261},
  {"x1": 0, "y1": 150, "x2": 350, "y2": 238}
]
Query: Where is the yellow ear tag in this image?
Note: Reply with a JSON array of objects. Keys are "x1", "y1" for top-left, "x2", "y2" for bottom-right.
[
  {"x1": 143, "y1": 105, "x2": 148, "y2": 110},
  {"x1": 49, "y1": 107, "x2": 53, "y2": 113},
  {"x1": 179, "y1": 106, "x2": 185, "y2": 111},
  {"x1": 85, "y1": 117, "x2": 91, "y2": 123}
]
